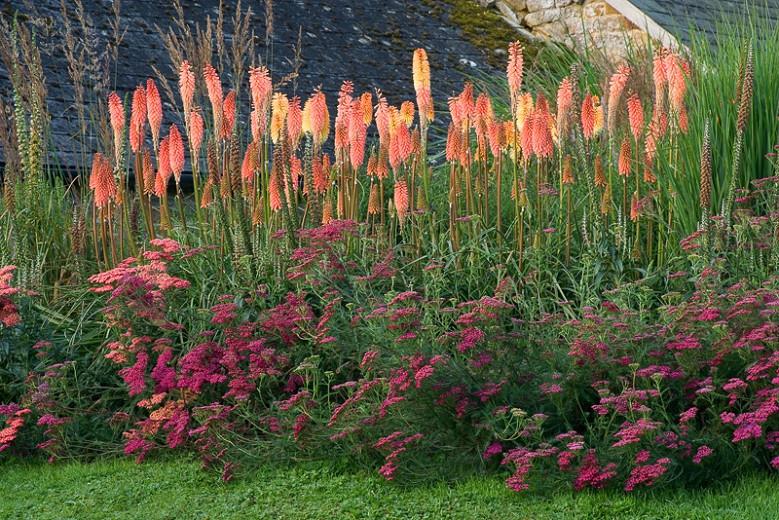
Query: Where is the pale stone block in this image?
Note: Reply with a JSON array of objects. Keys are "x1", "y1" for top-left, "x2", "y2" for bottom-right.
[
  {"x1": 584, "y1": 13, "x2": 630, "y2": 33},
  {"x1": 526, "y1": 0, "x2": 556, "y2": 12},
  {"x1": 534, "y1": 20, "x2": 569, "y2": 40},
  {"x1": 561, "y1": 6, "x2": 586, "y2": 34},
  {"x1": 525, "y1": 7, "x2": 562, "y2": 26},
  {"x1": 496, "y1": 0, "x2": 524, "y2": 27},
  {"x1": 583, "y1": 0, "x2": 618, "y2": 17},
  {"x1": 501, "y1": 0, "x2": 528, "y2": 11}
]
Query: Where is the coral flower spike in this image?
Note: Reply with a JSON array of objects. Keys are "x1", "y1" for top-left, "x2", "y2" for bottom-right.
[
  {"x1": 129, "y1": 86, "x2": 147, "y2": 154},
  {"x1": 90, "y1": 152, "x2": 117, "y2": 209},
  {"x1": 556, "y1": 77, "x2": 574, "y2": 138},
  {"x1": 168, "y1": 124, "x2": 185, "y2": 185},
  {"x1": 412, "y1": 48, "x2": 434, "y2": 126},
  {"x1": 179, "y1": 60, "x2": 196, "y2": 116},
  {"x1": 581, "y1": 94, "x2": 595, "y2": 140},
  {"x1": 146, "y1": 79, "x2": 163, "y2": 151},
  {"x1": 506, "y1": 41, "x2": 524, "y2": 104},
  {"x1": 627, "y1": 93, "x2": 644, "y2": 141},
  {"x1": 108, "y1": 92, "x2": 125, "y2": 163}
]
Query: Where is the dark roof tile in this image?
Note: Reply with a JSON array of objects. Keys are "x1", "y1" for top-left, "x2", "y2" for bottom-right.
[{"x1": 1, "y1": 0, "x2": 495, "y2": 169}]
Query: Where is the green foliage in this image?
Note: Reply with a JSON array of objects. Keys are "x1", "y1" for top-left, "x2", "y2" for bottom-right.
[
  {"x1": 1, "y1": 459, "x2": 778, "y2": 519},
  {"x1": 660, "y1": 15, "x2": 779, "y2": 237}
]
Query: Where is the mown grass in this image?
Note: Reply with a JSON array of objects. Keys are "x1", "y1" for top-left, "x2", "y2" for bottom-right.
[{"x1": 1, "y1": 458, "x2": 777, "y2": 519}]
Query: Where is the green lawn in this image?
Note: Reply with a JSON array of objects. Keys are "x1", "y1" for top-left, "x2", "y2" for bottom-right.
[{"x1": 1, "y1": 458, "x2": 777, "y2": 519}]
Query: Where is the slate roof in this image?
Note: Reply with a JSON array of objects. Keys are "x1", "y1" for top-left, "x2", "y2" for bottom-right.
[
  {"x1": 628, "y1": 0, "x2": 779, "y2": 43},
  {"x1": 0, "y1": 0, "x2": 495, "y2": 170}
]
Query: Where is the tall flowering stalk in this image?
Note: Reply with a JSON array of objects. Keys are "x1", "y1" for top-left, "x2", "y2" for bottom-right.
[
  {"x1": 725, "y1": 45, "x2": 753, "y2": 226},
  {"x1": 507, "y1": 41, "x2": 524, "y2": 255},
  {"x1": 89, "y1": 152, "x2": 118, "y2": 265},
  {"x1": 129, "y1": 85, "x2": 155, "y2": 240},
  {"x1": 70, "y1": 39, "x2": 751, "y2": 272},
  {"x1": 413, "y1": 48, "x2": 433, "y2": 210}
]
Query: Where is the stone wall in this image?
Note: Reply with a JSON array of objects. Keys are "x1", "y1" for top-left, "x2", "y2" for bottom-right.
[{"x1": 478, "y1": 0, "x2": 650, "y2": 62}]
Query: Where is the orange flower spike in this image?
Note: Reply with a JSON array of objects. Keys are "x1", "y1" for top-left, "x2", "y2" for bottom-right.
[
  {"x1": 360, "y1": 92, "x2": 373, "y2": 126},
  {"x1": 129, "y1": 86, "x2": 147, "y2": 154},
  {"x1": 249, "y1": 66, "x2": 273, "y2": 115},
  {"x1": 592, "y1": 97, "x2": 604, "y2": 135},
  {"x1": 376, "y1": 147, "x2": 390, "y2": 179},
  {"x1": 189, "y1": 109, "x2": 204, "y2": 155},
  {"x1": 90, "y1": 152, "x2": 117, "y2": 209},
  {"x1": 367, "y1": 154, "x2": 377, "y2": 177},
  {"x1": 630, "y1": 192, "x2": 640, "y2": 222},
  {"x1": 678, "y1": 104, "x2": 689, "y2": 134},
  {"x1": 475, "y1": 93, "x2": 493, "y2": 125},
  {"x1": 142, "y1": 149, "x2": 155, "y2": 195},
  {"x1": 562, "y1": 154, "x2": 574, "y2": 184},
  {"x1": 652, "y1": 49, "x2": 667, "y2": 105},
  {"x1": 391, "y1": 121, "x2": 414, "y2": 168},
  {"x1": 375, "y1": 95, "x2": 391, "y2": 150},
  {"x1": 168, "y1": 124, "x2": 185, "y2": 184},
  {"x1": 179, "y1": 60, "x2": 196, "y2": 116},
  {"x1": 222, "y1": 90, "x2": 237, "y2": 139},
  {"x1": 520, "y1": 110, "x2": 535, "y2": 161},
  {"x1": 312, "y1": 154, "x2": 328, "y2": 193},
  {"x1": 400, "y1": 101, "x2": 415, "y2": 127},
  {"x1": 321, "y1": 153, "x2": 332, "y2": 179},
  {"x1": 594, "y1": 155, "x2": 606, "y2": 188},
  {"x1": 290, "y1": 155, "x2": 303, "y2": 191},
  {"x1": 394, "y1": 179, "x2": 409, "y2": 222},
  {"x1": 665, "y1": 52, "x2": 687, "y2": 112},
  {"x1": 488, "y1": 120, "x2": 505, "y2": 158},
  {"x1": 287, "y1": 96, "x2": 303, "y2": 149},
  {"x1": 532, "y1": 94, "x2": 554, "y2": 159},
  {"x1": 548, "y1": 111, "x2": 559, "y2": 146},
  {"x1": 643, "y1": 157, "x2": 657, "y2": 183},
  {"x1": 158, "y1": 136, "x2": 171, "y2": 182},
  {"x1": 250, "y1": 109, "x2": 262, "y2": 142},
  {"x1": 412, "y1": 48, "x2": 433, "y2": 125},
  {"x1": 146, "y1": 79, "x2": 163, "y2": 150},
  {"x1": 447, "y1": 96, "x2": 463, "y2": 131},
  {"x1": 309, "y1": 90, "x2": 330, "y2": 147},
  {"x1": 154, "y1": 169, "x2": 167, "y2": 198},
  {"x1": 445, "y1": 122, "x2": 460, "y2": 163},
  {"x1": 627, "y1": 93, "x2": 644, "y2": 140},
  {"x1": 556, "y1": 76, "x2": 574, "y2": 138},
  {"x1": 269, "y1": 170, "x2": 282, "y2": 212},
  {"x1": 321, "y1": 200, "x2": 333, "y2": 224},
  {"x1": 506, "y1": 41, "x2": 524, "y2": 102},
  {"x1": 241, "y1": 141, "x2": 258, "y2": 183},
  {"x1": 200, "y1": 179, "x2": 213, "y2": 208},
  {"x1": 417, "y1": 89, "x2": 434, "y2": 125},
  {"x1": 108, "y1": 92, "x2": 125, "y2": 161},
  {"x1": 271, "y1": 93, "x2": 289, "y2": 145},
  {"x1": 644, "y1": 117, "x2": 659, "y2": 163},
  {"x1": 515, "y1": 92, "x2": 534, "y2": 132},
  {"x1": 203, "y1": 64, "x2": 223, "y2": 132},
  {"x1": 580, "y1": 93, "x2": 595, "y2": 140},
  {"x1": 335, "y1": 81, "x2": 354, "y2": 153},
  {"x1": 349, "y1": 100, "x2": 367, "y2": 169},
  {"x1": 618, "y1": 136, "x2": 632, "y2": 177},
  {"x1": 412, "y1": 48, "x2": 431, "y2": 96},
  {"x1": 108, "y1": 92, "x2": 125, "y2": 137},
  {"x1": 458, "y1": 83, "x2": 475, "y2": 127},
  {"x1": 607, "y1": 65, "x2": 630, "y2": 133}
]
